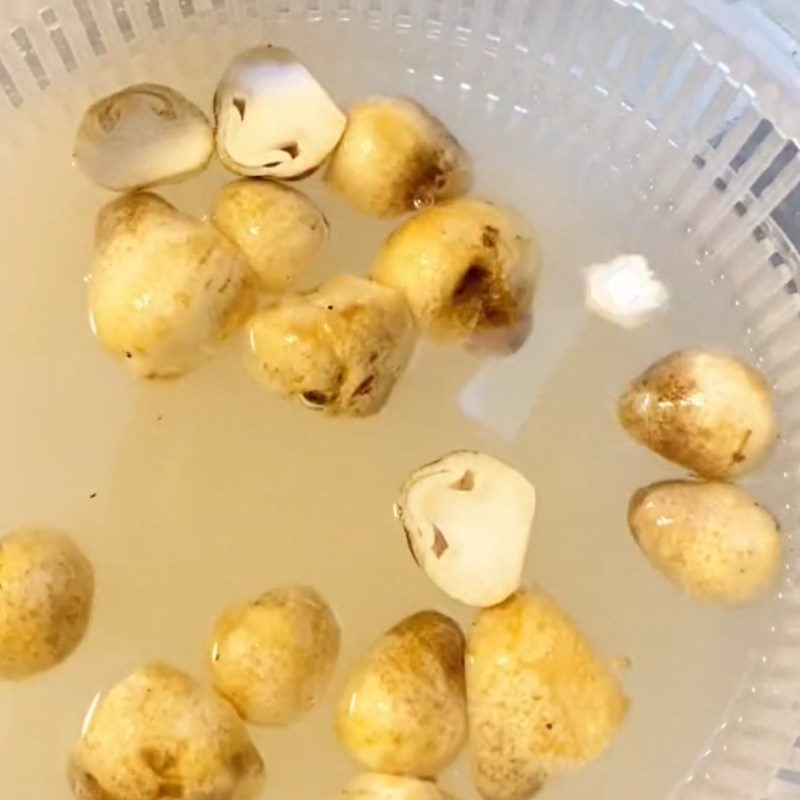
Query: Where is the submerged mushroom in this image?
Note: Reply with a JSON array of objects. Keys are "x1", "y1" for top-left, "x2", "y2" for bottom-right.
[
  {"x1": 397, "y1": 451, "x2": 536, "y2": 607},
  {"x1": 0, "y1": 529, "x2": 94, "y2": 679},
  {"x1": 341, "y1": 773, "x2": 452, "y2": 800},
  {"x1": 213, "y1": 179, "x2": 328, "y2": 291},
  {"x1": 373, "y1": 199, "x2": 537, "y2": 352},
  {"x1": 215, "y1": 46, "x2": 346, "y2": 179},
  {"x1": 618, "y1": 350, "x2": 777, "y2": 478},
  {"x1": 74, "y1": 84, "x2": 213, "y2": 191},
  {"x1": 326, "y1": 96, "x2": 472, "y2": 217},
  {"x1": 628, "y1": 480, "x2": 781, "y2": 604},
  {"x1": 336, "y1": 611, "x2": 467, "y2": 777},
  {"x1": 89, "y1": 192, "x2": 256, "y2": 379},
  {"x1": 69, "y1": 663, "x2": 264, "y2": 800},
  {"x1": 467, "y1": 590, "x2": 628, "y2": 800},
  {"x1": 208, "y1": 585, "x2": 341, "y2": 726},
  {"x1": 247, "y1": 274, "x2": 417, "y2": 416}
]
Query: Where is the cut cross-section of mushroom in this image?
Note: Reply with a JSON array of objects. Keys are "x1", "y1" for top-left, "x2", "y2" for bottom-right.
[
  {"x1": 74, "y1": 84, "x2": 214, "y2": 191},
  {"x1": 397, "y1": 451, "x2": 536, "y2": 607},
  {"x1": 215, "y1": 46, "x2": 346, "y2": 179}
]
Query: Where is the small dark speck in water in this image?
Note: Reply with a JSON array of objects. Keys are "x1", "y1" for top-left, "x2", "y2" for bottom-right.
[{"x1": 89, "y1": 493, "x2": 97, "y2": 499}]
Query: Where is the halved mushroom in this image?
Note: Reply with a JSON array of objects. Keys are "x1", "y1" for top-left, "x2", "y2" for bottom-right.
[
  {"x1": 74, "y1": 84, "x2": 213, "y2": 191},
  {"x1": 397, "y1": 451, "x2": 536, "y2": 607},
  {"x1": 89, "y1": 192, "x2": 256, "y2": 379},
  {"x1": 247, "y1": 274, "x2": 417, "y2": 416},
  {"x1": 215, "y1": 46, "x2": 346, "y2": 179},
  {"x1": 373, "y1": 199, "x2": 537, "y2": 352},
  {"x1": 326, "y1": 96, "x2": 472, "y2": 217}
]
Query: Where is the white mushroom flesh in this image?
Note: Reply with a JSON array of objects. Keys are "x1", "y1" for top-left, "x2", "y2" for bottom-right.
[
  {"x1": 74, "y1": 84, "x2": 213, "y2": 191},
  {"x1": 398, "y1": 451, "x2": 536, "y2": 607},
  {"x1": 215, "y1": 46, "x2": 346, "y2": 179}
]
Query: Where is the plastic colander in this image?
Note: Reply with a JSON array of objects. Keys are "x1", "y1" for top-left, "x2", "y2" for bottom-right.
[{"x1": 1, "y1": 1, "x2": 800, "y2": 800}]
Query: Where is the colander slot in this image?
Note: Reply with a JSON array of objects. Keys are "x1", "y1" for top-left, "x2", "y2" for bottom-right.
[
  {"x1": 39, "y1": 8, "x2": 79, "y2": 73},
  {"x1": 0, "y1": 56, "x2": 22, "y2": 108},
  {"x1": 108, "y1": 0, "x2": 135, "y2": 42},
  {"x1": 11, "y1": 27, "x2": 50, "y2": 90},
  {"x1": 70, "y1": 0, "x2": 106, "y2": 57}
]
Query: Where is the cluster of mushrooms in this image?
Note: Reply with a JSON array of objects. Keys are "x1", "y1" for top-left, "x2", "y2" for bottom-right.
[
  {"x1": 620, "y1": 349, "x2": 780, "y2": 604},
  {"x1": 0, "y1": 354, "x2": 781, "y2": 800},
  {"x1": 76, "y1": 46, "x2": 538, "y2": 415},
  {"x1": 0, "y1": 40, "x2": 785, "y2": 800},
  {"x1": 0, "y1": 451, "x2": 628, "y2": 800}
]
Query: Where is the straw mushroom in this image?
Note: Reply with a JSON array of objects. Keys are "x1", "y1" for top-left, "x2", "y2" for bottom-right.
[
  {"x1": 247, "y1": 274, "x2": 416, "y2": 416},
  {"x1": 89, "y1": 192, "x2": 256, "y2": 379},
  {"x1": 373, "y1": 199, "x2": 537, "y2": 352},
  {"x1": 208, "y1": 586, "x2": 341, "y2": 726},
  {"x1": 628, "y1": 480, "x2": 781, "y2": 604},
  {"x1": 341, "y1": 773, "x2": 451, "y2": 800},
  {"x1": 618, "y1": 350, "x2": 777, "y2": 478},
  {"x1": 397, "y1": 451, "x2": 536, "y2": 607},
  {"x1": 68, "y1": 663, "x2": 264, "y2": 800},
  {"x1": 0, "y1": 529, "x2": 94, "y2": 680},
  {"x1": 467, "y1": 590, "x2": 628, "y2": 800},
  {"x1": 213, "y1": 180, "x2": 327, "y2": 291},
  {"x1": 337, "y1": 611, "x2": 467, "y2": 777},
  {"x1": 215, "y1": 46, "x2": 346, "y2": 179},
  {"x1": 74, "y1": 84, "x2": 213, "y2": 191},
  {"x1": 327, "y1": 96, "x2": 471, "y2": 217}
]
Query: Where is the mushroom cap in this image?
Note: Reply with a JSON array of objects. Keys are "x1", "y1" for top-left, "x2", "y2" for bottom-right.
[
  {"x1": 336, "y1": 611, "x2": 467, "y2": 777},
  {"x1": 467, "y1": 590, "x2": 628, "y2": 800},
  {"x1": 326, "y1": 96, "x2": 472, "y2": 217},
  {"x1": 373, "y1": 198, "x2": 537, "y2": 350},
  {"x1": 0, "y1": 529, "x2": 94, "y2": 679},
  {"x1": 208, "y1": 585, "x2": 341, "y2": 726},
  {"x1": 398, "y1": 451, "x2": 536, "y2": 607},
  {"x1": 89, "y1": 192, "x2": 256, "y2": 379},
  {"x1": 247, "y1": 274, "x2": 417, "y2": 416},
  {"x1": 215, "y1": 46, "x2": 346, "y2": 179},
  {"x1": 618, "y1": 350, "x2": 777, "y2": 478},
  {"x1": 341, "y1": 773, "x2": 450, "y2": 800},
  {"x1": 213, "y1": 179, "x2": 327, "y2": 291},
  {"x1": 69, "y1": 663, "x2": 265, "y2": 800},
  {"x1": 628, "y1": 480, "x2": 781, "y2": 603},
  {"x1": 74, "y1": 83, "x2": 213, "y2": 191}
]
